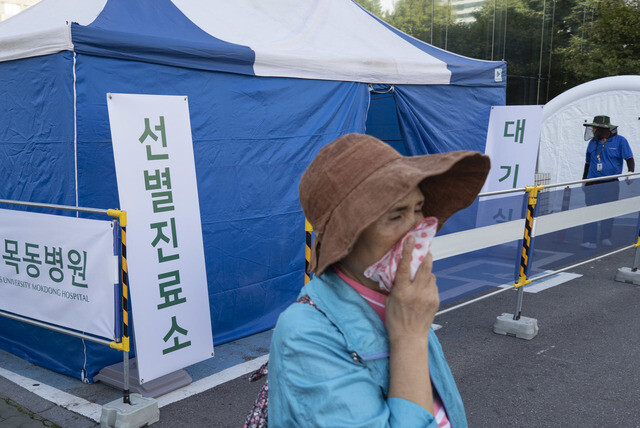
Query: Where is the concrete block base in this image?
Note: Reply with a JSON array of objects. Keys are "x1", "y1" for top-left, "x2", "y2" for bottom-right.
[
  {"x1": 614, "y1": 267, "x2": 640, "y2": 285},
  {"x1": 100, "y1": 393, "x2": 159, "y2": 428},
  {"x1": 493, "y1": 313, "x2": 539, "y2": 340}
]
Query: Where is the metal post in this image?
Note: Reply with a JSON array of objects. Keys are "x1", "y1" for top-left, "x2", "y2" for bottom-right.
[
  {"x1": 632, "y1": 246, "x2": 640, "y2": 272},
  {"x1": 494, "y1": 186, "x2": 542, "y2": 340},
  {"x1": 491, "y1": 0, "x2": 496, "y2": 60},
  {"x1": 107, "y1": 209, "x2": 130, "y2": 405},
  {"x1": 430, "y1": 0, "x2": 434, "y2": 45},
  {"x1": 120, "y1": 212, "x2": 130, "y2": 405},
  {"x1": 633, "y1": 227, "x2": 640, "y2": 272},
  {"x1": 513, "y1": 185, "x2": 543, "y2": 320},
  {"x1": 536, "y1": 0, "x2": 547, "y2": 105},
  {"x1": 502, "y1": 0, "x2": 508, "y2": 60},
  {"x1": 445, "y1": 0, "x2": 451, "y2": 51},
  {"x1": 305, "y1": 219, "x2": 313, "y2": 285},
  {"x1": 554, "y1": 186, "x2": 571, "y2": 244},
  {"x1": 545, "y1": 0, "x2": 557, "y2": 103},
  {"x1": 513, "y1": 283, "x2": 525, "y2": 320}
]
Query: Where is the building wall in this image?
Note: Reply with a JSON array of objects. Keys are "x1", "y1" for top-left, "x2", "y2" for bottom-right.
[
  {"x1": 0, "y1": 0, "x2": 40, "y2": 21},
  {"x1": 451, "y1": 0, "x2": 484, "y2": 24}
]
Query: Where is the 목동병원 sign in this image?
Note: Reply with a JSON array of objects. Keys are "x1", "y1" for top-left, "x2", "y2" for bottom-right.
[
  {"x1": 0, "y1": 209, "x2": 117, "y2": 339},
  {"x1": 107, "y1": 93, "x2": 214, "y2": 383}
]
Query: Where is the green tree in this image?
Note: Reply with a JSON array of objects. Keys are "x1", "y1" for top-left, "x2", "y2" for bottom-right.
[
  {"x1": 365, "y1": 0, "x2": 640, "y2": 104},
  {"x1": 385, "y1": 0, "x2": 459, "y2": 48},
  {"x1": 355, "y1": 0, "x2": 384, "y2": 17},
  {"x1": 559, "y1": 0, "x2": 640, "y2": 81}
]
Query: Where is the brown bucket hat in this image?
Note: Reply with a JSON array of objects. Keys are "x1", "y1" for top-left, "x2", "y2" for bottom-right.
[{"x1": 299, "y1": 133, "x2": 491, "y2": 276}]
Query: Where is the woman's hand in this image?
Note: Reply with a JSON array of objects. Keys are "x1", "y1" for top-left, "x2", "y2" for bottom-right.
[
  {"x1": 385, "y1": 236, "x2": 439, "y2": 342},
  {"x1": 386, "y1": 236, "x2": 438, "y2": 414}
]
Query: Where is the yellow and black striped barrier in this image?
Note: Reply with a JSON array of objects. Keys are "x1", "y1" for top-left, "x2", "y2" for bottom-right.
[
  {"x1": 107, "y1": 209, "x2": 130, "y2": 354},
  {"x1": 107, "y1": 209, "x2": 130, "y2": 404},
  {"x1": 512, "y1": 185, "x2": 544, "y2": 320},
  {"x1": 305, "y1": 219, "x2": 312, "y2": 285},
  {"x1": 514, "y1": 185, "x2": 544, "y2": 290},
  {"x1": 632, "y1": 224, "x2": 640, "y2": 272}
]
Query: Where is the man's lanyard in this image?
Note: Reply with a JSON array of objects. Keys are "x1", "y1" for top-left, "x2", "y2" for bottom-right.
[{"x1": 596, "y1": 139, "x2": 610, "y2": 161}]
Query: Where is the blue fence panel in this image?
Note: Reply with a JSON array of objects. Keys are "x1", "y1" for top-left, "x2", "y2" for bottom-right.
[
  {"x1": 434, "y1": 192, "x2": 526, "y2": 304},
  {"x1": 530, "y1": 179, "x2": 640, "y2": 276}
]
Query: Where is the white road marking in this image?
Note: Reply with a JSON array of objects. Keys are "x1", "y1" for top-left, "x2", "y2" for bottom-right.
[
  {"x1": 0, "y1": 353, "x2": 270, "y2": 421},
  {"x1": 156, "y1": 354, "x2": 269, "y2": 407},
  {"x1": 499, "y1": 272, "x2": 582, "y2": 293},
  {"x1": 0, "y1": 365, "x2": 103, "y2": 422}
]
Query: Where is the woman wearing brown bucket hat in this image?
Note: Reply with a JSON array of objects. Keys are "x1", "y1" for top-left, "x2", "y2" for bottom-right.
[{"x1": 268, "y1": 134, "x2": 490, "y2": 427}]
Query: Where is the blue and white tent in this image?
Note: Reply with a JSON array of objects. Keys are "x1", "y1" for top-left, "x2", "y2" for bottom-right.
[{"x1": 0, "y1": 0, "x2": 506, "y2": 380}]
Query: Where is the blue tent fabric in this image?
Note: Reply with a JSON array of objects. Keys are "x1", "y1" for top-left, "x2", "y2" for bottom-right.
[
  {"x1": 394, "y1": 85, "x2": 506, "y2": 155},
  {"x1": 75, "y1": 54, "x2": 369, "y2": 354},
  {"x1": 72, "y1": 0, "x2": 255, "y2": 75},
  {"x1": 0, "y1": 51, "x2": 123, "y2": 382},
  {"x1": 0, "y1": 52, "x2": 76, "y2": 207},
  {"x1": 0, "y1": 0, "x2": 505, "y2": 381}
]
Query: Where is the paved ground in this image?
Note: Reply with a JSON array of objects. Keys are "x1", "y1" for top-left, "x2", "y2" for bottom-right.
[
  {"x1": 0, "y1": 378, "x2": 66, "y2": 427},
  {"x1": 1, "y1": 247, "x2": 639, "y2": 427}
]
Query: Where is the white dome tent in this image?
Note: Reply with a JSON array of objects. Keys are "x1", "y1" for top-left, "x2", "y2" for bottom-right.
[{"x1": 538, "y1": 75, "x2": 640, "y2": 184}]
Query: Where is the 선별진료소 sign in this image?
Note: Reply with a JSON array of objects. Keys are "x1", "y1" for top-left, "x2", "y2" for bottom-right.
[{"x1": 107, "y1": 93, "x2": 214, "y2": 384}]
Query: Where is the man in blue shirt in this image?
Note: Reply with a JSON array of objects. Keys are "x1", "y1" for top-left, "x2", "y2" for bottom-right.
[{"x1": 581, "y1": 115, "x2": 635, "y2": 249}]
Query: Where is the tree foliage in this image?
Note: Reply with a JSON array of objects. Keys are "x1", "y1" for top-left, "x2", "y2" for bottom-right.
[
  {"x1": 385, "y1": 0, "x2": 457, "y2": 46},
  {"x1": 354, "y1": 0, "x2": 384, "y2": 17},
  {"x1": 559, "y1": 0, "x2": 640, "y2": 82},
  {"x1": 353, "y1": 0, "x2": 640, "y2": 104}
]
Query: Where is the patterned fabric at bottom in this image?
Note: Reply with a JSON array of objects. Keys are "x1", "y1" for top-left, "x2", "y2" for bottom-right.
[
  {"x1": 243, "y1": 362, "x2": 269, "y2": 428},
  {"x1": 243, "y1": 295, "x2": 323, "y2": 428}
]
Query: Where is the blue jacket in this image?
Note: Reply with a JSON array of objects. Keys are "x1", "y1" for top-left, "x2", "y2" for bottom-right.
[{"x1": 269, "y1": 270, "x2": 467, "y2": 427}]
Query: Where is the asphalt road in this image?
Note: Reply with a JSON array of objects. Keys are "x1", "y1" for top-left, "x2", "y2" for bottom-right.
[
  {"x1": 1, "y1": 247, "x2": 639, "y2": 427},
  {"x1": 157, "y1": 247, "x2": 640, "y2": 427}
]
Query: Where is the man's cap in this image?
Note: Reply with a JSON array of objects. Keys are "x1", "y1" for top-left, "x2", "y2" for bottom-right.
[{"x1": 583, "y1": 115, "x2": 618, "y2": 130}]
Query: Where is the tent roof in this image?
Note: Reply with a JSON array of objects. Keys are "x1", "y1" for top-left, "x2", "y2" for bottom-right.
[{"x1": 0, "y1": 0, "x2": 505, "y2": 86}]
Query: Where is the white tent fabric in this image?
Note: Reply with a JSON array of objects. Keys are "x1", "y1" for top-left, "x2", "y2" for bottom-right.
[
  {"x1": 538, "y1": 75, "x2": 640, "y2": 184},
  {"x1": 174, "y1": 0, "x2": 451, "y2": 84},
  {"x1": 0, "y1": 0, "x2": 453, "y2": 84},
  {"x1": 0, "y1": 0, "x2": 106, "y2": 62}
]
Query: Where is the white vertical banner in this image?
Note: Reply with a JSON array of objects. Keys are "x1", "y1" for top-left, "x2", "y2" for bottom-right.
[
  {"x1": 107, "y1": 93, "x2": 214, "y2": 383},
  {"x1": 481, "y1": 105, "x2": 544, "y2": 195},
  {"x1": 477, "y1": 106, "x2": 544, "y2": 228}
]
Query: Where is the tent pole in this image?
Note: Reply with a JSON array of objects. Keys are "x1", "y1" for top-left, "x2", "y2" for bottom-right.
[
  {"x1": 536, "y1": 0, "x2": 546, "y2": 105},
  {"x1": 73, "y1": 50, "x2": 79, "y2": 213},
  {"x1": 431, "y1": 0, "x2": 434, "y2": 44},
  {"x1": 491, "y1": 0, "x2": 496, "y2": 60},
  {"x1": 545, "y1": 0, "x2": 556, "y2": 103},
  {"x1": 502, "y1": 0, "x2": 508, "y2": 60},
  {"x1": 445, "y1": 0, "x2": 451, "y2": 50}
]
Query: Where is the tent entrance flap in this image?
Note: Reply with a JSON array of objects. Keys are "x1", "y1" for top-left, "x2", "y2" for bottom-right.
[{"x1": 366, "y1": 85, "x2": 406, "y2": 156}]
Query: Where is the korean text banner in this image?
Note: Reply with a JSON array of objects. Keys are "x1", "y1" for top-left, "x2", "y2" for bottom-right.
[
  {"x1": 477, "y1": 105, "x2": 543, "y2": 229},
  {"x1": 481, "y1": 105, "x2": 544, "y2": 195},
  {"x1": 107, "y1": 93, "x2": 214, "y2": 383},
  {"x1": 0, "y1": 209, "x2": 116, "y2": 339}
]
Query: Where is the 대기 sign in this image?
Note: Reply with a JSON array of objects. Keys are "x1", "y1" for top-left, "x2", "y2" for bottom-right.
[
  {"x1": 107, "y1": 93, "x2": 214, "y2": 383},
  {"x1": 477, "y1": 105, "x2": 543, "y2": 227},
  {"x1": 0, "y1": 209, "x2": 117, "y2": 339}
]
